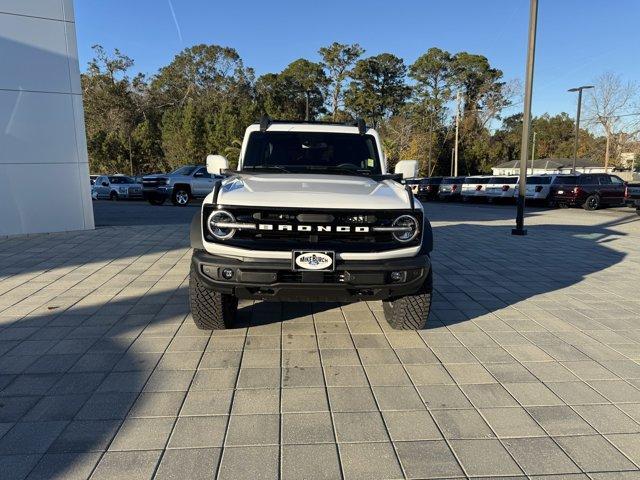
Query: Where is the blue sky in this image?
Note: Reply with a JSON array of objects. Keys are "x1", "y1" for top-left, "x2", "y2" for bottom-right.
[{"x1": 75, "y1": 0, "x2": 639, "y2": 119}]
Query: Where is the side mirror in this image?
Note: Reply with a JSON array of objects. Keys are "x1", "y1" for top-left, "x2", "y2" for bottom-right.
[
  {"x1": 206, "y1": 155, "x2": 229, "y2": 176},
  {"x1": 394, "y1": 160, "x2": 418, "y2": 180}
]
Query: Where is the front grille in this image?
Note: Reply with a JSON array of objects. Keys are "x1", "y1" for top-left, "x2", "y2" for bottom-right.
[
  {"x1": 203, "y1": 206, "x2": 422, "y2": 252},
  {"x1": 142, "y1": 179, "x2": 165, "y2": 188}
]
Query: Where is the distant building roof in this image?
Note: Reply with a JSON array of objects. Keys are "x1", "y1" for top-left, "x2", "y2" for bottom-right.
[{"x1": 494, "y1": 158, "x2": 603, "y2": 169}]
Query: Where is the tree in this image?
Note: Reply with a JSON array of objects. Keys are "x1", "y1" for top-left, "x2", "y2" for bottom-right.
[
  {"x1": 82, "y1": 45, "x2": 141, "y2": 174},
  {"x1": 586, "y1": 72, "x2": 639, "y2": 168},
  {"x1": 448, "y1": 52, "x2": 512, "y2": 174},
  {"x1": 281, "y1": 59, "x2": 328, "y2": 120},
  {"x1": 319, "y1": 42, "x2": 364, "y2": 120},
  {"x1": 409, "y1": 48, "x2": 455, "y2": 174},
  {"x1": 152, "y1": 44, "x2": 257, "y2": 165},
  {"x1": 151, "y1": 44, "x2": 251, "y2": 106},
  {"x1": 345, "y1": 53, "x2": 410, "y2": 126}
]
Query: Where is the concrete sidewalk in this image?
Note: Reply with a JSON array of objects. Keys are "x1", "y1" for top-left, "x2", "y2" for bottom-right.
[{"x1": 0, "y1": 202, "x2": 639, "y2": 479}]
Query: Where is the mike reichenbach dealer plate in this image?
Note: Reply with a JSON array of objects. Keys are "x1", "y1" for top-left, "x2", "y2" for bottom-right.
[{"x1": 292, "y1": 251, "x2": 335, "y2": 271}]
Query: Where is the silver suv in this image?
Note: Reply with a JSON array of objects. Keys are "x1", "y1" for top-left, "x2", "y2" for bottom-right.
[
  {"x1": 92, "y1": 175, "x2": 143, "y2": 200},
  {"x1": 143, "y1": 166, "x2": 222, "y2": 206}
]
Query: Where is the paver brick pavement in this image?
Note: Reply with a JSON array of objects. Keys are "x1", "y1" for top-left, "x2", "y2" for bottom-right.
[{"x1": 0, "y1": 201, "x2": 639, "y2": 478}]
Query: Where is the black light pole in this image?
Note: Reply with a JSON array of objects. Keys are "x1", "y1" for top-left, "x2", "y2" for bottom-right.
[
  {"x1": 568, "y1": 85, "x2": 594, "y2": 173},
  {"x1": 513, "y1": 0, "x2": 538, "y2": 236}
]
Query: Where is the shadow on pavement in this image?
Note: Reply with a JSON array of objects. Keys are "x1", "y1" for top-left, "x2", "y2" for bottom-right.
[{"x1": 0, "y1": 201, "x2": 635, "y2": 478}]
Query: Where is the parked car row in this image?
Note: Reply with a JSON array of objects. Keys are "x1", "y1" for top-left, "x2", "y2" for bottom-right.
[{"x1": 412, "y1": 173, "x2": 630, "y2": 211}]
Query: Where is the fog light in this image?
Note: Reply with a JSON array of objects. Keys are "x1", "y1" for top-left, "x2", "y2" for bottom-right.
[
  {"x1": 202, "y1": 265, "x2": 216, "y2": 277},
  {"x1": 221, "y1": 268, "x2": 234, "y2": 280},
  {"x1": 390, "y1": 271, "x2": 406, "y2": 282}
]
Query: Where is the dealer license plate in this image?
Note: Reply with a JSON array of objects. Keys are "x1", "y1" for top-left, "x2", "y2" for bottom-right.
[{"x1": 292, "y1": 251, "x2": 335, "y2": 271}]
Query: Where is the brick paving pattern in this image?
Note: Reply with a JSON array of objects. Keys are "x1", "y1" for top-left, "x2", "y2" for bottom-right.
[{"x1": 0, "y1": 202, "x2": 639, "y2": 479}]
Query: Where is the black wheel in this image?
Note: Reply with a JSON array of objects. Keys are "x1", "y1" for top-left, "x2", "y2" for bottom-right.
[
  {"x1": 636, "y1": 208, "x2": 640, "y2": 216},
  {"x1": 172, "y1": 188, "x2": 191, "y2": 206},
  {"x1": 148, "y1": 196, "x2": 165, "y2": 206},
  {"x1": 382, "y1": 271, "x2": 432, "y2": 330},
  {"x1": 583, "y1": 194, "x2": 600, "y2": 211},
  {"x1": 189, "y1": 263, "x2": 237, "y2": 330},
  {"x1": 109, "y1": 191, "x2": 118, "y2": 201}
]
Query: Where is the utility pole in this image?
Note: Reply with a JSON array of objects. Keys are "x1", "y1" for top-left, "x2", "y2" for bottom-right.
[
  {"x1": 530, "y1": 131, "x2": 537, "y2": 175},
  {"x1": 604, "y1": 129, "x2": 611, "y2": 171},
  {"x1": 128, "y1": 134, "x2": 134, "y2": 176},
  {"x1": 513, "y1": 0, "x2": 538, "y2": 236},
  {"x1": 427, "y1": 113, "x2": 433, "y2": 177},
  {"x1": 454, "y1": 91, "x2": 461, "y2": 177},
  {"x1": 450, "y1": 148, "x2": 454, "y2": 176},
  {"x1": 568, "y1": 85, "x2": 594, "y2": 173}
]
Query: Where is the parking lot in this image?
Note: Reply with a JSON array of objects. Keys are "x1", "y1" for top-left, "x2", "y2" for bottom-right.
[{"x1": 1, "y1": 201, "x2": 640, "y2": 479}]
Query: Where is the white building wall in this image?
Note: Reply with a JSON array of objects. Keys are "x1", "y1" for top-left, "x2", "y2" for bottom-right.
[{"x1": 0, "y1": 0, "x2": 94, "y2": 235}]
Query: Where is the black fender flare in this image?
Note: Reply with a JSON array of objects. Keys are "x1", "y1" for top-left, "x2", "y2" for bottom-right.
[
  {"x1": 190, "y1": 212, "x2": 204, "y2": 249},
  {"x1": 419, "y1": 216, "x2": 433, "y2": 255}
]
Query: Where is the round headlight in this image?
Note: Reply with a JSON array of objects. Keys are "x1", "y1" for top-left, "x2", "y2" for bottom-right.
[
  {"x1": 207, "y1": 210, "x2": 236, "y2": 240},
  {"x1": 392, "y1": 215, "x2": 419, "y2": 242}
]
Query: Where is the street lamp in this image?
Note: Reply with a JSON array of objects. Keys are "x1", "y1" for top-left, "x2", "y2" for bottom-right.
[
  {"x1": 513, "y1": 0, "x2": 538, "y2": 236},
  {"x1": 568, "y1": 85, "x2": 594, "y2": 173}
]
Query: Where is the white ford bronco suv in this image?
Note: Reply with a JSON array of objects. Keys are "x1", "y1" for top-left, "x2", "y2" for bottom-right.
[{"x1": 189, "y1": 117, "x2": 433, "y2": 330}]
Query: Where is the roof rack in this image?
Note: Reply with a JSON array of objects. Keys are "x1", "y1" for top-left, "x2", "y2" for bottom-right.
[{"x1": 257, "y1": 114, "x2": 368, "y2": 134}]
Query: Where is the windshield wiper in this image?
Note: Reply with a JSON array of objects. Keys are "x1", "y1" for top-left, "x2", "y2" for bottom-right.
[
  {"x1": 243, "y1": 165, "x2": 291, "y2": 173},
  {"x1": 303, "y1": 166, "x2": 372, "y2": 176}
]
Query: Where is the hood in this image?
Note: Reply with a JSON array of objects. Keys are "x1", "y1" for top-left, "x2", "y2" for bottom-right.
[
  {"x1": 142, "y1": 174, "x2": 168, "y2": 180},
  {"x1": 215, "y1": 173, "x2": 413, "y2": 210}
]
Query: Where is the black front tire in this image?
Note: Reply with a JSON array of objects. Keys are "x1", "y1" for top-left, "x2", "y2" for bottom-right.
[
  {"x1": 382, "y1": 271, "x2": 432, "y2": 330},
  {"x1": 583, "y1": 194, "x2": 600, "y2": 211},
  {"x1": 189, "y1": 263, "x2": 237, "y2": 330},
  {"x1": 110, "y1": 192, "x2": 118, "y2": 201}
]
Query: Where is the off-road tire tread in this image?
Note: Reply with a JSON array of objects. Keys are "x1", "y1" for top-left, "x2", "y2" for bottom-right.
[
  {"x1": 382, "y1": 271, "x2": 432, "y2": 330},
  {"x1": 189, "y1": 263, "x2": 237, "y2": 330}
]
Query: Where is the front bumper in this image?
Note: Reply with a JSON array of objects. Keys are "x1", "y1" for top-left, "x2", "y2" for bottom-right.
[
  {"x1": 192, "y1": 249, "x2": 431, "y2": 302},
  {"x1": 552, "y1": 194, "x2": 580, "y2": 206},
  {"x1": 143, "y1": 186, "x2": 173, "y2": 200}
]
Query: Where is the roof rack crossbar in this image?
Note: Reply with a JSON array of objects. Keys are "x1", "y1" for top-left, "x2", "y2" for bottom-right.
[{"x1": 253, "y1": 117, "x2": 369, "y2": 132}]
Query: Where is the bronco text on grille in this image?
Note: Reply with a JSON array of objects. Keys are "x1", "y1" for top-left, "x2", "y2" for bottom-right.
[
  {"x1": 188, "y1": 117, "x2": 434, "y2": 331},
  {"x1": 201, "y1": 206, "x2": 423, "y2": 252}
]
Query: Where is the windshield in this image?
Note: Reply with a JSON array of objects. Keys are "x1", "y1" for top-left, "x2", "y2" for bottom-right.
[
  {"x1": 109, "y1": 176, "x2": 135, "y2": 184},
  {"x1": 242, "y1": 131, "x2": 382, "y2": 175},
  {"x1": 442, "y1": 177, "x2": 463, "y2": 184},
  {"x1": 528, "y1": 176, "x2": 552, "y2": 184},
  {"x1": 553, "y1": 176, "x2": 578, "y2": 184},
  {"x1": 490, "y1": 177, "x2": 517, "y2": 184},
  {"x1": 171, "y1": 166, "x2": 197, "y2": 176}
]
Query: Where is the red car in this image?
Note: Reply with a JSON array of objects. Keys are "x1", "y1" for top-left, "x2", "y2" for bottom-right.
[{"x1": 550, "y1": 173, "x2": 626, "y2": 210}]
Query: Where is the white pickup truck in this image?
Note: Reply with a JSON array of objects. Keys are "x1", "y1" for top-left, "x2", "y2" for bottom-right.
[{"x1": 189, "y1": 118, "x2": 433, "y2": 330}]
